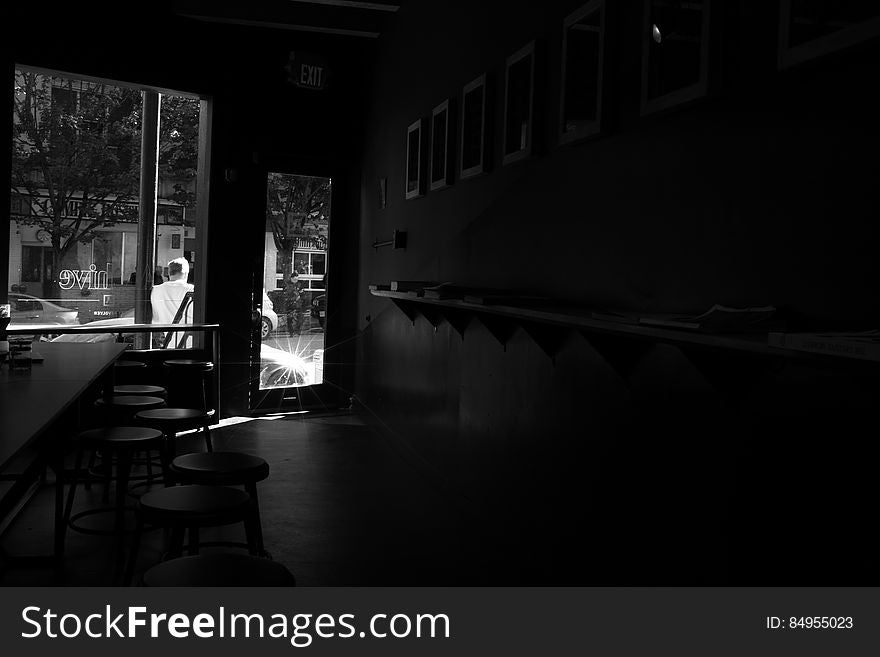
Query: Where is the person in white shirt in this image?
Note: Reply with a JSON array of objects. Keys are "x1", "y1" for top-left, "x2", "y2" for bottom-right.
[{"x1": 150, "y1": 257, "x2": 194, "y2": 348}]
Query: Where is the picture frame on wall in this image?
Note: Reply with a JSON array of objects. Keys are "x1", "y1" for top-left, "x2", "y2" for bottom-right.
[
  {"x1": 777, "y1": 1, "x2": 880, "y2": 69},
  {"x1": 405, "y1": 118, "x2": 425, "y2": 200},
  {"x1": 502, "y1": 41, "x2": 536, "y2": 165},
  {"x1": 430, "y1": 99, "x2": 455, "y2": 191},
  {"x1": 559, "y1": 0, "x2": 606, "y2": 145},
  {"x1": 460, "y1": 74, "x2": 491, "y2": 179},
  {"x1": 640, "y1": 0, "x2": 711, "y2": 116}
]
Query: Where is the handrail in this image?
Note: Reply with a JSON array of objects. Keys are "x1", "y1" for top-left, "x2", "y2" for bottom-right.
[{"x1": 5, "y1": 323, "x2": 220, "y2": 335}]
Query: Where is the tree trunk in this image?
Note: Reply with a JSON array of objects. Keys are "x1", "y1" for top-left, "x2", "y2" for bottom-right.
[{"x1": 278, "y1": 248, "x2": 293, "y2": 280}]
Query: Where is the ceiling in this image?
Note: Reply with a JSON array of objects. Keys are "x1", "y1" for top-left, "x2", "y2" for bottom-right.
[{"x1": 173, "y1": 0, "x2": 402, "y2": 39}]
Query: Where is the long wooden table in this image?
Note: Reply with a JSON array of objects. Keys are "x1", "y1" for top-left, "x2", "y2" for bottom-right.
[{"x1": 0, "y1": 341, "x2": 129, "y2": 571}]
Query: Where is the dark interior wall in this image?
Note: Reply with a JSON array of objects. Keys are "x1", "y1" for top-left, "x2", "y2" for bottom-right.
[
  {"x1": 356, "y1": 1, "x2": 880, "y2": 582},
  {"x1": 360, "y1": 0, "x2": 879, "y2": 320},
  {"x1": 5, "y1": 3, "x2": 373, "y2": 414}
]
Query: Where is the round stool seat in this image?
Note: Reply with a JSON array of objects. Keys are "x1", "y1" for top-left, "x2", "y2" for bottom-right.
[
  {"x1": 171, "y1": 452, "x2": 269, "y2": 485},
  {"x1": 115, "y1": 359, "x2": 147, "y2": 369},
  {"x1": 96, "y1": 395, "x2": 166, "y2": 411},
  {"x1": 124, "y1": 485, "x2": 261, "y2": 584},
  {"x1": 78, "y1": 426, "x2": 164, "y2": 449},
  {"x1": 139, "y1": 484, "x2": 251, "y2": 521},
  {"x1": 114, "y1": 384, "x2": 167, "y2": 397},
  {"x1": 164, "y1": 359, "x2": 214, "y2": 372},
  {"x1": 142, "y1": 554, "x2": 295, "y2": 587},
  {"x1": 136, "y1": 407, "x2": 215, "y2": 426},
  {"x1": 114, "y1": 359, "x2": 149, "y2": 385}
]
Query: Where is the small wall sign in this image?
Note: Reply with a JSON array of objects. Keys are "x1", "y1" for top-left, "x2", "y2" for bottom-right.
[{"x1": 286, "y1": 52, "x2": 331, "y2": 91}]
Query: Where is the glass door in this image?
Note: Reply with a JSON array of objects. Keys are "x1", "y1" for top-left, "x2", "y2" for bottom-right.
[{"x1": 250, "y1": 171, "x2": 332, "y2": 410}]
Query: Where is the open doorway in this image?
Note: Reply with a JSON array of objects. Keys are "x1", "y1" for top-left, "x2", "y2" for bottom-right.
[{"x1": 254, "y1": 172, "x2": 331, "y2": 399}]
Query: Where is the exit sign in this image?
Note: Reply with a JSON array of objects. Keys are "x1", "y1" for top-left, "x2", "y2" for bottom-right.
[{"x1": 286, "y1": 52, "x2": 330, "y2": 91}]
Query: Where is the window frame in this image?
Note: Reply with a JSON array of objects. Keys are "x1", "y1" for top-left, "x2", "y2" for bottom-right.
[{"x1": 10, "y1": 64, "x2": 212, "y2": 346}]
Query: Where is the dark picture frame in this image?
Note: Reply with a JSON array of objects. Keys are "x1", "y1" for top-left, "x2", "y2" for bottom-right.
[
  {"x1": 777, "y1": 0, "x2": 880, "y2": 70},
  {"x1": 502, "y1": 41, "x2": 536, "y2": 165},
  {"x1": 640, "y1": 0, "x2": 711, "y2": 116},
  {"x1": 430, "y1": 99, "x2": 455, "y2": 191},
  {"x1": 405, "y1": 118, "x2": 425, "y2": 200},
  {"x1": 559, "y1": 0, "x2": 606, "y2": 145},
  {"x1": 460, "y1": 74, "x2": 491, "y2": 179}
]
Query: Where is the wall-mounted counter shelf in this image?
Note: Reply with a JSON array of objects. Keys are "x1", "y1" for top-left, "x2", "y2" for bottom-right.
[{"x1": 369, "y1": 288, "x2": 880, "y2": 371}]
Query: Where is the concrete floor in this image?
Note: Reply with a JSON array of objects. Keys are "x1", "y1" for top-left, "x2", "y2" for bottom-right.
[{"x1": 0, "y1": 411, "x2": 492, "y2": 586}]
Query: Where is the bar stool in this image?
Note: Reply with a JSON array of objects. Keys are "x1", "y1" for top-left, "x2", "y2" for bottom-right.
[
  {"x1": 64, "y1": 426, "x2": 168, "y2": 578},
  {"x1": 170, "y1": 452, "x2": 270, "y2": 556},
  {"x1": 141, "y1": 553, "x2": 295, "y2": 587},
  {"x1": 95, "y1": 394, "x2": 166, "y2": 425},
  {"x1": 135, "y1": 407, "x2": 215, "y2": 455},
  {"x1": 163, "y1": 359, "x2": 214, "y2": 411},
  {"x1": 113, "y1": 384, "x2": 167, "y2": 399},
  {"x1": 109, "y1": 385, "x2": 169, "y2": 490},
  {"x1": 91, "y1": 395, "x2": 167, "y2": 496},
  {"x1": 114, "y1": 359, "x2": 148, "y2": 385},
  {"x1": 123, "y1": 485, "x2": 259, "y2": 585}
]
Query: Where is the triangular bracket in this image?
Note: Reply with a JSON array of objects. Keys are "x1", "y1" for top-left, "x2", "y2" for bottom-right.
[
  {"x1": 441, "y1": 307, "x2": 472, "y2": 339},
  {"x1": 580, "y1": 331, "x2": 653, "y2": 382},
  {"x1": 418, "y1": 305, "x2": 444, "y2": 332},
  {"x1": 520, "y1": 321, "x2": 570, "y2": 361},
  {"x1": 390, "y1": 298, "x2": 418, "y2": 326},
  {"x1": 476, "y1": 314, "x2": 518, "y2": 350}
]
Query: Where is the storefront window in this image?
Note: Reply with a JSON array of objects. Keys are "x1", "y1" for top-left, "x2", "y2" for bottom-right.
[{"x1": 9, "y1": 68, "x2": 203, "y2": 344}]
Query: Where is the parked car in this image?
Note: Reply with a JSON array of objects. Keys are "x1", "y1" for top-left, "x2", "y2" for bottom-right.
[
  {"x1": 261, "y1": 289, "x2": 278, "y2": 340},
  {"x1": 50, "y1": 315, "x2": 308, "y2": 386},
  {"x1": 259, "y1": 344, "x2": 309, "y2": 388},
  {"x1": 8, "y1": 291, "x2": 79, "y2": 327},
  {"x1": 311, "y1": 293, "x2": 326, "y2": 329},
  {"x1": 46, "y1": 311, "x2": 134, "y2": 343}
]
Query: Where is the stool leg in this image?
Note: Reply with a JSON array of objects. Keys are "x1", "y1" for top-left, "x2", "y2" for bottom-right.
[
  {"x1": 166, "y1": 431, "x2": 178, "y2": 461},
  {"x1": 50, "y1": 448, "x2": 66, "y2": 567},
  {"x1": 188, "y1": 527, "x2": 200, "y2": 555},
  {"x1": 168, "y1": 526, "x2": 186, "y2": 559},
  {"x1": 63, "y1": 447, "x2": 86, "y2": 529},
  {"x1": 84, "y1": 449, "x2": 96, "y2": 491},
  {"x1": 113, "y1": 451, "x2": 133, "y2": 581},
  {"x1": 100, "y1": 450, "x2": 112, "y2": 504},
  {"x1": 243, "y1": 513, "x2": 259, "y2": 556},
  {"x1": 159, "y1": 441, "x2": 172, "y2": 487},
  {"x1": 203, "y1": 422, "x2": 213, "y2": 452},
  {"x1": 123, "y1": 512, "x2": 144, "y2": 586},
  {"x1": 245, "y1": 482, "x2": 266, "y2": 556},
  {"x1": 114, "y1": 451, "x2": 133, "y2": 535}
]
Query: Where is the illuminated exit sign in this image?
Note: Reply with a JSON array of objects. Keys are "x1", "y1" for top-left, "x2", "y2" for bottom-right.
[{"x1": 286, "y1": 52, "x2": 330, "y2": 91}]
